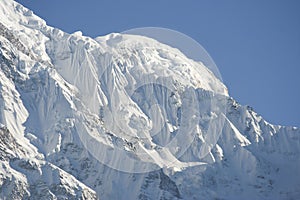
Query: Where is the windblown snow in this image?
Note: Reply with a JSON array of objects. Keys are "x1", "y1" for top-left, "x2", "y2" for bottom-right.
[{"x1": 0, "y1": 0, "x2": 299, "y2": 199}]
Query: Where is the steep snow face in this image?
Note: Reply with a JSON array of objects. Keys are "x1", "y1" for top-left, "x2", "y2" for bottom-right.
[
  {"x1": 0, "y1": 0, "x2": 300, "y2": 199},
  {"x1": 45, "y1": 29, "x2": 228, "y2": 173}
]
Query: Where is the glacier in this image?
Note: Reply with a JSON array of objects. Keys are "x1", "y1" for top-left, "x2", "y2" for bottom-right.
[{"x1": 0, "y1": 0, "x2": 300, "y2": 199}]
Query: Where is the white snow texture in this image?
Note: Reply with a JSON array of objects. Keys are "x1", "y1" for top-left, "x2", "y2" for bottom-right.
[{"x1": 0, "y1": 0, "x2": 299, "y2": 199}]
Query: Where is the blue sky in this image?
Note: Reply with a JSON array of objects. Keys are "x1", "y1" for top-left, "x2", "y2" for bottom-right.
[{"x1": 15, "y1": 0, "x2": 300, "y2": 127}]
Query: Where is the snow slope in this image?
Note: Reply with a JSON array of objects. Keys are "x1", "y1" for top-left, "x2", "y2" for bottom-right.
[{"x1": 0, "y1": 0, "x2": 299, "y2": 199}]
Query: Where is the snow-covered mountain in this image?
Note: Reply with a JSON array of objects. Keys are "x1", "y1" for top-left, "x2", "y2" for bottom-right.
[{"x1": 0, "y1": 0, "x2": 299, "y2": 199}]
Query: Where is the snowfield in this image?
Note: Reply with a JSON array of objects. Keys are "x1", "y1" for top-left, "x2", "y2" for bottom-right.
[{"x1": 0, "y1": 0, "x2": 299, "y2": 199}]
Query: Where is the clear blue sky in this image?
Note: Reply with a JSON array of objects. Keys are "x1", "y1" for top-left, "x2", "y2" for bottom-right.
[{"x1": 15, "y1": 0, "x2": 300, "y2": 127}]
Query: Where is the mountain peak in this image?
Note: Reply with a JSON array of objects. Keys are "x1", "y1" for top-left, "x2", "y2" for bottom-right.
[{"x1": 0, "y1": 1, "x2": 299, "y2": 199}]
